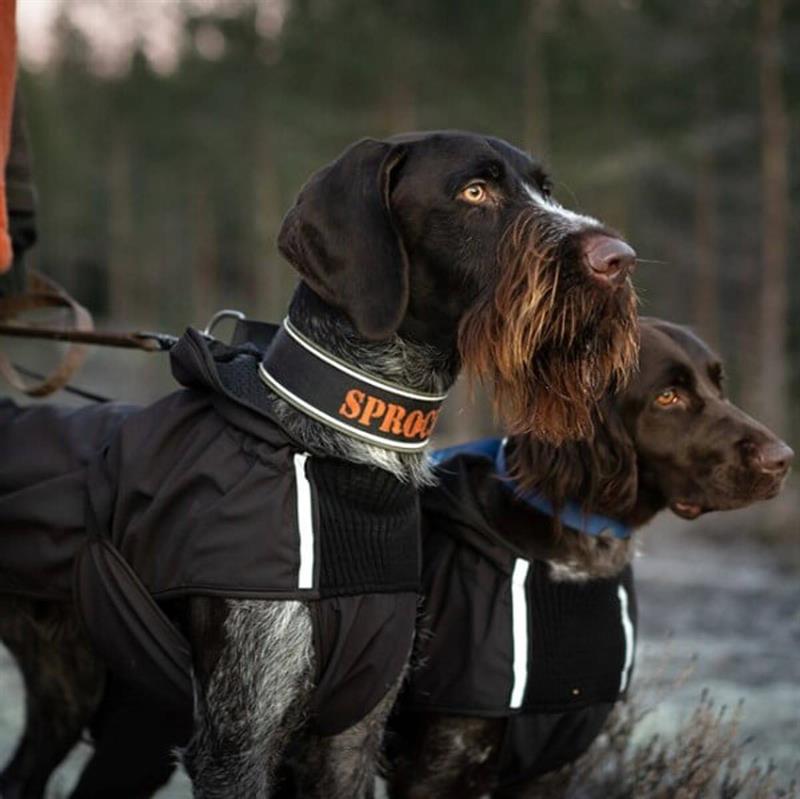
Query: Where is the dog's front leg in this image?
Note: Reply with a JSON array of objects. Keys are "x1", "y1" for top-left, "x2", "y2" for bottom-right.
[
  {"x1": 0, "y1": 599, "x2": 105, "y2": 799},
  {"x1": 388, "y1": 715, "x2": 504, "y2": 799},
  {"x1": 182, "y1": 598, "x2": 315, "y2": 799}
]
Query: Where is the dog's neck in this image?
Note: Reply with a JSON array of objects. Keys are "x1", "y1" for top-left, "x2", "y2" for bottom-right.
[
  {"x1": 491, "y1": 473, "x2": 635, "y2": 583},
  {"x1": 264, "y1": 285, "x2": 460, "y2": 484},
  {"x1": 500, "y1": 469, "x2": 677, "y2": 582},
  {"x1": 496, "y1": 434, "x2": 660, "y2": 581}
]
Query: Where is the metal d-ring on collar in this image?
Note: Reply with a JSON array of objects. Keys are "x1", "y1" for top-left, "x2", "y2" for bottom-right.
[
  {"x1": 258, "y1": 318, "x2": 448, "y2": 452},
  {"x1": 204, "y1": 309, "x2": 247, "y2": 338},
  {"x1": 494, "y1": 438, "x2": 632, "y2": 540}
]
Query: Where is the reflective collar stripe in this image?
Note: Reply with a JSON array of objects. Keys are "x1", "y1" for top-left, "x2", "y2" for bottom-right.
[
  {"x1": 509, "y1": 558, "x2": 531, "y2": 709},
  {"x1": 617, "y1": 584, "x2": 635, "y2": 693},
  {"x1": 282, "y1": 318, "x2": 447, "y2": 402},
  {"x1": 293, "y1": 453, "x2": 315, "y2": 590},
  {"x1": 259, "y1": 365, "x2": 432, "y2": 452}
]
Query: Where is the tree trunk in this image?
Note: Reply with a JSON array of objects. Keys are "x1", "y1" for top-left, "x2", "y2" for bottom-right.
[
  {"x1": 756, "y1": 0, "x2": 789, "y2": 436},
  {"x1": 522, "y1": 0, "x2": 556, "y2": 157},
  {"x1": 381, "y1": 78, "x2": 416, "y2": 136},
  {"x1": 191, "y1": 181, "x2": 218, "y2": 325},
  {"x1": 250, "y1": 122, "x2": 285, "y2": 321},
  {"x1": 107, "y1": 130, "x2": 134, "y2": 322},
  {"x1": 692, "y1": 80, "x2": 719, "y2": 350}
]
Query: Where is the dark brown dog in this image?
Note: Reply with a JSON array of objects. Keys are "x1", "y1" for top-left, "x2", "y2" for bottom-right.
[
  {"x1": 0, "y1": 131, "x2": 638, "y2": 799},
  {"x1": 387, "y1": 317, "x2": 793, "y2": 798}
]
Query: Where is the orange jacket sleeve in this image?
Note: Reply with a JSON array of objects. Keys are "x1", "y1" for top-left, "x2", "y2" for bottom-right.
[{"x1": 0, "y1": 0, "x2": 17, "y2": 272}]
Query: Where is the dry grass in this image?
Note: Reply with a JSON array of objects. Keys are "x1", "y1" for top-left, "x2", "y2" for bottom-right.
[{"x1": 523, "y1": 656, "x2": 798, "y2": 799}]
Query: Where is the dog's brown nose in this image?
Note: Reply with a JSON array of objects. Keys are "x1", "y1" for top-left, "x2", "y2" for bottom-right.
[
  {"x1": 750, "y1": 440, "x2": 795, "y2": 475},
  {"x1": 583, "y1": 236, "x2": 637, "y2": 287}
]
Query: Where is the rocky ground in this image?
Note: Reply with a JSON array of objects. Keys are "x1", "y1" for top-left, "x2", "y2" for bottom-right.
[{"x1": 1, "y1": 500, "x2": 797, "y2": 797}]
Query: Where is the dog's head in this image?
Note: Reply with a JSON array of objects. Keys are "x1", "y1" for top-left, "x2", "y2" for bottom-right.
[
  {"x1": 510, "y1": 317, "x2": 793, "y2": 526},
  {"x1": 278, "y1": 131, "x2": 638, "y2": 443},
  {"x1": 621, "y1": 318, "x2": 793, "y2": 520}
]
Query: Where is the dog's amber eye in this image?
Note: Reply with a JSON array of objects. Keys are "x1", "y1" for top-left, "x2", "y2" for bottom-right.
[
  {"x1": 655, "y1": 388, "x2": 680, "y2": 407},
  {"x1": 459, "y1": 182, "x2": 488, "y2": 205}
]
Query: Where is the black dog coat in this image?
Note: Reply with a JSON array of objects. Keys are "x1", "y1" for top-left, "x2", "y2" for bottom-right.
[
  {"x1": 404, "y1": 439, "x2": 637, "y2": 785},
  {"x1": 0, "y1": 327, "x2": 419, "y2": 736}
]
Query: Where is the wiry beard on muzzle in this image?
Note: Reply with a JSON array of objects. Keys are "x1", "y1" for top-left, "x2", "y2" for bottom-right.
[{"x1": 458, "y1": 207, "x2": 639, "y2": 445}]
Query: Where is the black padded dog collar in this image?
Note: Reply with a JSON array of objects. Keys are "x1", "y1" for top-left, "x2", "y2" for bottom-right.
[{"x1": 259, "y1": 318, "x2": 447, "y2": 452}]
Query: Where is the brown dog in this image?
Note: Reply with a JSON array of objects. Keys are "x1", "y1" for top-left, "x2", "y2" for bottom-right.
[{"x1": 387, "y1": 317, "x2": 793, "y2": 798}]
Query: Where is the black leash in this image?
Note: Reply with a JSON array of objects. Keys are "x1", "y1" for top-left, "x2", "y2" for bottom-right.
[
  {"x1": 1, "y1": 310, "x2": 245, "y2": 404},
  {"x1": 0, "y1": 273, "x2": 244, "y2": 398},
  {"x1": 1, "y1": 330, "x2": 178, "y2": 404},
  {"x1": 10, "y1": 363, "x2": 113, "y2": 403},
  {"x1": 0, "y1": 323, "x2": 178, "y2": 351}
]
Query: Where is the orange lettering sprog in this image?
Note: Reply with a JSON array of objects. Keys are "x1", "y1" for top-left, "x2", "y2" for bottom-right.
[{"x1": 339, "y1": 388, "x2": 438, "y2": 441}]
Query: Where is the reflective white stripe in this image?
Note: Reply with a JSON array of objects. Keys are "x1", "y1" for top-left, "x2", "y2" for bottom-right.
[
  {"x1": 617, "y1": 584, "x2": 635, "y2": 693},
  {"x1": 293, "y1": 453, "x2": 315, "y2": 589},
  {"x1": 509, "y1": 558, "x2": 531, "y2": 709},
  {"x1": 282, "y1": 318, "x2": 448, "y2": 402}
]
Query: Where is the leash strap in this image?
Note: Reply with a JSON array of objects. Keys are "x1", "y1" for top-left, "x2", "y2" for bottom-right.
[
  {"x1": 9, "y1": 362, "x2": 112, "y2": 403},
  {"x1": 0, "y1": 271, "x2": 182, "y2": 398},
  {"x1": 0, "y1": 323, "x2": 175, "y2": 350},
  {"x1": 0, "y1": 270, "x2": 93, "y2": 397},
  {"x1": 259, "y1": 318, "x2": 447, "y2": 452}
]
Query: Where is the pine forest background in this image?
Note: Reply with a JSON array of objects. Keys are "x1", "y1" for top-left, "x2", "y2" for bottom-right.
[{"x1": 8, "y1": 0, "x2": 800, "y2": 531}]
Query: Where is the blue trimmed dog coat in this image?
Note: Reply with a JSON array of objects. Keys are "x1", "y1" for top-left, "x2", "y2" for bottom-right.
[{"x1": 402, "y1": 440, "x2": 637, "y2": 785}]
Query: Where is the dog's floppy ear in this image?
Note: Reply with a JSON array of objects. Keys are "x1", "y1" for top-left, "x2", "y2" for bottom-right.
[{"x1": 278, "y1": 138, "x2": 409, "y2": 340}]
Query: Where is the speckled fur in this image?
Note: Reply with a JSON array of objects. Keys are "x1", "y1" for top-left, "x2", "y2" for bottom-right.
[
  {"x1": 545, "y1": 535, "x2": 637, "y2": 582},
  {"x1": 267, "y1": 292, "x2": 457, "y2": 487},
  {"x1": 183, "y1": 600, "x2": 315, "y2": 797}
]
